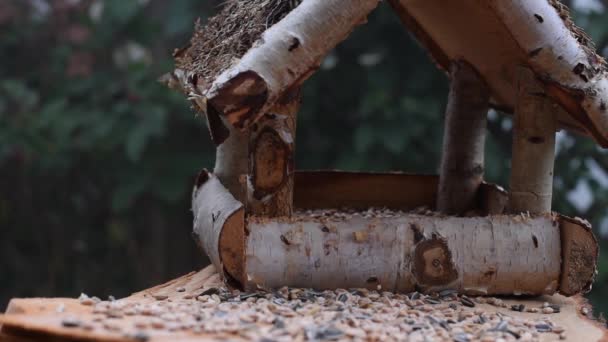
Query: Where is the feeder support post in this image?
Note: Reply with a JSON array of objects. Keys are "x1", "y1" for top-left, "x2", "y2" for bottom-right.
[
  {"x1": 247, "y1": 89, "x2": 300, "y2": 217},
  {"x1": 509, "y1": 67, "x2": 557, "y2": 214},
  {"x1": 214, "y1": 124, "x2": 248, "y2": 203},
  {"x1": 437, "y1": 60, "x2": 490, "y2": 215}
]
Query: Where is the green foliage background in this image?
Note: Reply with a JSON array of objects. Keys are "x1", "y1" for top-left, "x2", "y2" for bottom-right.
[{"x1": 1, "y1": 0, "x2": 607, "y2": 315}]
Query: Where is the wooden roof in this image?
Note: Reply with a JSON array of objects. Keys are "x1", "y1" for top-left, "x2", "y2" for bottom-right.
[
  {"x1": 390, "y1": 0, "x2": 608, "y2": 146},
  {"x1": 169, "y1": 0, "x2": 608, "y2": 146}
]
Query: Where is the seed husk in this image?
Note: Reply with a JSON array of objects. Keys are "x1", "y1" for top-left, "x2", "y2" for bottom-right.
[
  {"x1": 511, "y1": 304, "x2": 525, "y2": 312},
  {"x1": 47, "y1": 247, "x2": 567, "y2": 342},
  {"x1": 460, "y1": 296, "x2": 475, "y2": 308},
  {"x1": 61, "y1": 317, "x2": 81, "y2": 328},
  {"x1": 199, "y1": 287, "x2": 220, "y2": 296},
  {"x1": 542, "y1": 307, "x2": 554, "y2": 314},
  {"x1": 535, "y1": 323, "x2": 552, "y2": 332},
  {"x1": 132, "y1": 331, "x2": 150, "y2": 342}
]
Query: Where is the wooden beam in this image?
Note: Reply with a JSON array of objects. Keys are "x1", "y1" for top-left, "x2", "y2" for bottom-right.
[
  {"x1": 204, "y1": 0, "x2": 381, "y2": 129},
  {"x1": 246, "y1": 212, "x2": 562, "y2": 295}
]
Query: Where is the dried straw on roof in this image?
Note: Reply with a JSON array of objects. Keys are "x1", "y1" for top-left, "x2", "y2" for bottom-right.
[
  {"x1": 175, "y1": 0, "x2": 301, "y2": 91},
  {"x1": 548, "y1": 0, "x2": 607, "y2": 76}
]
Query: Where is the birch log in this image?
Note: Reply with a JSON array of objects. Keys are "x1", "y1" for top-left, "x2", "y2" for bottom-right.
[
  {"x1": 203, "y1": 0, "x2": 381, "y2": 129},
  {"x1": 437, "y1": 60, "x2": 489, "y2": 215},
  {"x1": 215, "y1": 122, "x2": 248, "y2": 202},
  {"x1": 246, "y1": 213, "x2": 562, "y2": 295},
  {"x1": 389, "y1": 0, "x2": 608, "y2": 147},
  {"x1": 192, "y1": 170, "x2": 245, "y2": 285},
  {"x1": 191, "y1": 170, "x2": 596, "y2": 295},
  {"x1": 247, "y1": 90, "x2": 300, "y2": 217},
  {"x1": 509, "y1": 67, "x2": 557, "y2": 214}
]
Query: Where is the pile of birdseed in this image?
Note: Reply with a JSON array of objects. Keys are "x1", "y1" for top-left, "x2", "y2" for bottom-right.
[
  {"x1": 58, "y1": 287, "x2": 568, "y2": 342},
  {"x1": 298, "y1": 207, "x2": 441, "y2": 220},
  {"x1": 254, "y1": 207, "x2": 444, "y2": 225}
]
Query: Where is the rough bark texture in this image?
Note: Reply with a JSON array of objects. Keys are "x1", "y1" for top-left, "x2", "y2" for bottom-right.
[
  {"x1": 389, "y1": 0, "x2": 608, "y2": 147},
  {"x1": 509, "y1": 67, "x2": 557, "y2": 214},
  {"x1": 246, "y1": 213, "x2": 561, "y2": 295},
  {"x1": 204, "y1": 0, "x2": 381, "y2": 129},
  {"x1": 247, "y1": 91, "x2": 300, "y2": 217},
  {"x1": 437, "y1": 60, "x2": 490, "y2": 215}
]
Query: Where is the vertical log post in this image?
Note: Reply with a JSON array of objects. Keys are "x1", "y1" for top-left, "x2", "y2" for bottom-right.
[
  {"x1": 509, "y1": 67, "x2": 557, "y2": 214},
  {"x1": 247, "y1": 89, "x2": 300, "y2": 217},
  {"x1": 437, "y1": 60, "x2": 490, "y2": 215},
  {"x1": 214, "y1": 124, "x2": 248, "y2": 203}
]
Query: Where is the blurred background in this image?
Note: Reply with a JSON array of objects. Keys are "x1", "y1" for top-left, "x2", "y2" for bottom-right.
[{"x1": 1, "y1": 0, "x2": 608, "y2": 316}]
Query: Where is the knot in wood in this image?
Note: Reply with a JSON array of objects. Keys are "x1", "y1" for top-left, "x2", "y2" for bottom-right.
[{"x1": 413, "y1": 235, "x2": 458, "y2": 287}]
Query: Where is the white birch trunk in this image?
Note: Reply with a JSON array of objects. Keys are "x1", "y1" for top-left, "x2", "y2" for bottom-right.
[
  {"x1": 389, "y1": 0, "x2": 608, "y2": 146},
  {"x1": 245, "y1": 213, "x2": 561, "y2": 296},
  {"x1": 201, "y1": 0, "x2": 381, "y2": 129},
  {"x1": 437, "y1": 60, "x2": 489, "y2": 215},
  {"x1": 509, "y1": 67, "x2": 557, "y2": 214},
  {"x1": 192, "y1": 171, "x2": 245, "y2": 285},
  {"x1": 214, "y1": 123, "x2": 248, "y2": 203},
  {"x1": 488, "y1": 0, "x2": 608, "y2": 145}
]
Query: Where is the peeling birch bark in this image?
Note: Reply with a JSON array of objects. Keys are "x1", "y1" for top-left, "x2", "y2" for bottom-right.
[
  {"x1": 247, "y1": 90, "x2": 300, "y2": 217},
  {"x1": 245, "y1": 213, "x2": 563, "y2": 295},
  {"x1": 437, "y1": 60, "x2": 489, "y2": 215},
  {"x1": 509, "y1": 67, "x2": 557, "y2": 214},
  {"x1": 202, "y1": 0, "x2": 381, "y2": 129},
  {"x1": 192, "y1": 171, "x2": 245, "y2": 285}
]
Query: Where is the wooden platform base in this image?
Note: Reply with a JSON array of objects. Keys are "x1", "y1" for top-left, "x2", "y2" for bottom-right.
[{"x1": 1, "y1": 266, "x2": 606, "y2": 341}]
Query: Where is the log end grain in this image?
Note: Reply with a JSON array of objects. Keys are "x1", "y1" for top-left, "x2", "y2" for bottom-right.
[
  {"x1": 219, "y1": 207, "x2": 246, "y2": 288},
  {"x1": 559, "y1": 216, "x2": 599, "y2": 296}
]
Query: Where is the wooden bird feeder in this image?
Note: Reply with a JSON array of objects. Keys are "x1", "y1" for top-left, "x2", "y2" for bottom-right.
[
  {"x1": 2, "y1": 1, "x2": 608, "y2": 341},
  {"x1": 163, "y1": 0, "x2": 606, "y2": 297}
]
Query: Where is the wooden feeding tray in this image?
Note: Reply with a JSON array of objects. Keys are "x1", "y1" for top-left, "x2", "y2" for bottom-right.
[
  {"x1": 170, "y1": 0, "x2": 605, "y2": 300},
  {"x1": 2, "y1": 265, "x2": 607, "y2": 342},
  {"x1": 4, "y1": 0, "x2": 607, "y2": 340},
  {"x1": 194, "y1": 171, "x2": 597, "y2": 297}
]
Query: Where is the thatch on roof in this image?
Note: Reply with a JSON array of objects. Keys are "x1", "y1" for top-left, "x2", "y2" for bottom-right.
[
  {"x1": 175, "y1": 0, "x2": 301, "y2": 92},
  {"x1": 548, "y1": 0, "x2": 607, "y2": 76},
  {"x1": 168, "y1": 0, "x2": 608, "y2": 146}
]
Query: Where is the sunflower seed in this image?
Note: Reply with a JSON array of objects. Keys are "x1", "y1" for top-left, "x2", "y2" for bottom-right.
[
  {"x1": 511, "y1": 304, "x2": 525, "y2": 312},
  {"x1": 460, "y1": 296, "x2": 475, "y2": 308}
]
